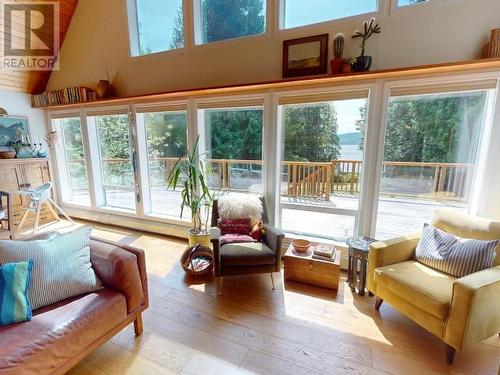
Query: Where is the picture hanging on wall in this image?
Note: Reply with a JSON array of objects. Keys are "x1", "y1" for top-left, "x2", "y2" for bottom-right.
[
  {"x1": 0, "y1": 116, "x2": 30, "y2": 147},
  {"x1": 283, "y1": 34, "x2": 329, "y2": 78}
]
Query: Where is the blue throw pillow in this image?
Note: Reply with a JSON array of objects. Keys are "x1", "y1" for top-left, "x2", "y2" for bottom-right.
[
  {"x1": 0, "y1": 261, "x2": 33, "y2": 326},
  {"x1": 415, "y1": 224, "x2": 498, "y2": 278}
]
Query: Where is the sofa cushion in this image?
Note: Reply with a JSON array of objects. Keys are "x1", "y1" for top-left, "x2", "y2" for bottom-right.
[
  {"x1": 0, "y1": 288, "x2": 127, "y2": 375},
  {"x1": 416, "y1": 224, "x2": 498, "y2": 277},
  {"x1": 374, "y1": 260, "x2": 456, "y2": 319},
  {"x1": 221, "y1": 242, "x2": 275, "y2": 266},
  {"x1": 0, "y1": 227, "x2": 103, "y2": 310}
]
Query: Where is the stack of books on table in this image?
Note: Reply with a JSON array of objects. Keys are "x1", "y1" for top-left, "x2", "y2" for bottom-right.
[{"x1": 312, "y1": 244, "x2": 336, "y2": 262}]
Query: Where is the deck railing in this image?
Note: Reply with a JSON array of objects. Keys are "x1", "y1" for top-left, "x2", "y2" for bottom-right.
[{"x1": 77, "y1": 158, "x2": 474, "y2": 202}]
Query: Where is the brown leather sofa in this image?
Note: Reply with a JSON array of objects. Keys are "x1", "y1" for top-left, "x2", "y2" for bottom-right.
[{"x1": 0, "y1": 237, "x2": 149, "y2": 375}]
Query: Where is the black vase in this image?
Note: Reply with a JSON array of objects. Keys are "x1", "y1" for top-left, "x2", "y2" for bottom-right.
[{"x1": 352, "y1": 56, "x2": 372, "y2": 72}]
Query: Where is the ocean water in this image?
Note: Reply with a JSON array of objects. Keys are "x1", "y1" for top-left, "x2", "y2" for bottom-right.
[{"x1": 340, "y1": 144, "x2": 363, "y2": 161}]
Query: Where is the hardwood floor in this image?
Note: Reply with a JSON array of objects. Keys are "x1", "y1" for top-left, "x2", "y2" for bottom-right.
[{"x1": 34, "y1": 220, "x2": 500, "y2": 375}]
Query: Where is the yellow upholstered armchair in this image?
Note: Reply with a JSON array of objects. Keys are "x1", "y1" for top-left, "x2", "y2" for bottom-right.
[{"x1": 367, "y1": 210, "x2": 500, "y2": 364}]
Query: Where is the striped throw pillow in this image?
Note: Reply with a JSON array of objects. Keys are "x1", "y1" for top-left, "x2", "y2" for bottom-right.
[
  {"x1": 0, "y1": 261, "x2": 33, "y2": 326},
  {"x1": 415, "y1": 224, "x2": 498, "y2": 278},
  {"x1": 0, "y1": 227, "x2": 102, "y2": 310}
]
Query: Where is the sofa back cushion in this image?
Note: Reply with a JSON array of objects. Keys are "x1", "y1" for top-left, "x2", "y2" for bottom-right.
[
  {"x1": 415, "y1": 224, "x2": 498, "y2": 278},
  {"x1": 432, "y1": 209, "x2": 500, "y2": 266},
  {"x1": 0, "y1": 227, "x2": 102, "y2": 310}
]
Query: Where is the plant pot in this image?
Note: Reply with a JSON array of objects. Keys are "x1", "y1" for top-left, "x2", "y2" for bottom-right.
[
  {"x1": 342, "y1": 63, "x2": 352, "y2": 74},
  {"x1": 330, "y1": 58, "x2": 346, "y2": 75},
  {"x1": 352, "y1": 56, "x2": 372, "y2": 72},
  {"x1": 187, "y1": 228, "x2": 211, "y2": 247},
  {"x1": 96, "y1": 80, "x2": 113, "y2": 99}
]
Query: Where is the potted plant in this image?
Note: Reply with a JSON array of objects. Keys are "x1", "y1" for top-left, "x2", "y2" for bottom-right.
[
  {"x1": 330, "y1": 34, "x2": 346, "y2": 75},
  {"x1": 167, "y1": 137, "x2": 214, "y2": 246},
  {"x1": 351, "y1": 18, "x2": 381, "y2": 72}
]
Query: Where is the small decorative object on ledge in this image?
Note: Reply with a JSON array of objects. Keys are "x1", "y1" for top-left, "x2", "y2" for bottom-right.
[
  {"x1": 283, "y1": 34, "x2": 329, "y2": 78},
  {"x1": 351, "y1": 18, "x2": 381, "y2": 72},
  {"x1": 96, "y1": 80, "x2": 114, "y2": 99},
  {"x1": 330, "y1": 34, "x2": 346, "y2": 75},
  {"x1": 482, "y1": 28, "x2": 500, "y2": 58},
  {"x1": 31, "y1": 87, "x2": 97, "y2": 108}
]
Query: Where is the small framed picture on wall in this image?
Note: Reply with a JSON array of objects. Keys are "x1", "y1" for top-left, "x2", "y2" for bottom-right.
[
  {"x1": 0, "y1": 116, "x2": 30, "y2": 149},
  {"x1": 282, "y1": 34, "x2": 329, "y2": 78}
]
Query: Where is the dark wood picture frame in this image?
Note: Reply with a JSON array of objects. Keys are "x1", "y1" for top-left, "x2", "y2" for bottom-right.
[{"x1": 283, "y1": 34, "x2": 329, "y2": 78}]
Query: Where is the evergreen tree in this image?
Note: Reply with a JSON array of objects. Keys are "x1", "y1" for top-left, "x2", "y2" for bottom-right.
[{"x1": 283, "y1": 104, "x2": 341, "y2": 162}]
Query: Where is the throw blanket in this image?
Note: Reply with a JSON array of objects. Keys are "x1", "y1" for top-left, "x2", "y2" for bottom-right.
[{"x1": 218, "y1": 194, "x2": 263, "y2": 226}]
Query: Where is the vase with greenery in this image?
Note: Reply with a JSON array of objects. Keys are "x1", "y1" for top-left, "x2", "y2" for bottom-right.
[
  {"x1": 351, "y1": 18, "x2": 381, "y2": 72},
  {"x1": 167, "y1": 136, "x2": 214, "y2": 246}
]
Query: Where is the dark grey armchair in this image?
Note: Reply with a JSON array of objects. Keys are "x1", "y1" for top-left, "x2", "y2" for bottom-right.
[{"x1": 210, "y1": 197, "x2": 285, "y2": 294}]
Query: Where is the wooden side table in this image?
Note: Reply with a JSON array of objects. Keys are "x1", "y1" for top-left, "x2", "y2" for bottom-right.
[
  {"x1": 284, "y1": 243, "x2": 340, "y2": 290},
  {"x1": 346, "y1": 237, "x2": 377, "y2": 296}
]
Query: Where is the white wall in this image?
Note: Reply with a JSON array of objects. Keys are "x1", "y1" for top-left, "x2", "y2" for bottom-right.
[
  {"x1": 47, "y1": 0, "x2": 500, "y2": 97},
  {"x1": 0, "y1": 89, "x2": 49, "y2": 151}
]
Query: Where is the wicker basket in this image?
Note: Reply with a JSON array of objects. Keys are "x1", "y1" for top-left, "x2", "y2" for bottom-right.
[{"x1": 180, "y1": 244, "x2": 214, "y2": 276}]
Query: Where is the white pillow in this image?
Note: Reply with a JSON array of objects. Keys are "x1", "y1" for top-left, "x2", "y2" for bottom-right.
[{"x1": 218, "y1": 194, "x2": 263, "y2": 226}]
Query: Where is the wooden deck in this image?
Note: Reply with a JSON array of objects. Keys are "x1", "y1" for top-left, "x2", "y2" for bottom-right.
[
  {"x1": 23, "y1": 220, "x2": 500, "y2": 375},
  {"x1": 69, "y1": 189, "x2": 468, "y2": 240}
]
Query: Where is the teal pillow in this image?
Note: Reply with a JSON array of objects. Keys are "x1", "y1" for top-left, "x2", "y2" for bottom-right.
[{"x1": 0, "y1": 261, "x2": 33, "y2": 326}]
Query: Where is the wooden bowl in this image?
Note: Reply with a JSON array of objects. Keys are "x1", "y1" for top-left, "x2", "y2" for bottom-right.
[
  {"x1": 0, "y1": 151, "x2": 16, "y2": 159},
  {"x1": 292, "y1": 239, "x2": 311, "y2": 253}
]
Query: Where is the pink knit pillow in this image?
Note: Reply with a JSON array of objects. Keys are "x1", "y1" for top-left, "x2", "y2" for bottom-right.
[{"x1": 218, "y1": 218, "x2": 252, "y2": 235}]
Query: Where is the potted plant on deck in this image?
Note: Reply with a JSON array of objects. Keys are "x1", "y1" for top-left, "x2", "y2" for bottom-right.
[{"x1": 167, "y1": 137, "x2": 214, "y2": 246}]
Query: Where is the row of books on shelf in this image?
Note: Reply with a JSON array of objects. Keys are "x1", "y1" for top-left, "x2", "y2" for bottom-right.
[
  {"x1": 311, "y1": 244, "x2": 337, "y2": 262},
  {"x1": 31, "y1": 87, "x2": 98, "y2": 108}
]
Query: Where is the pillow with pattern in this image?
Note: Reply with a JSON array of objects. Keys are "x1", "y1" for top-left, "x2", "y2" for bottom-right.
[
  {"x1": 218, "y1": 218, "x2": 252, "y2": 236},
  {"x1": 415, "y1": 224, "x2": 498, "y2": 278}
]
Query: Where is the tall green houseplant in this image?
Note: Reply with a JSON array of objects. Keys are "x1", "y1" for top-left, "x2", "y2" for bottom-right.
[{"x1": 167, "y1": 137, "x2": 214, "y2": 245}]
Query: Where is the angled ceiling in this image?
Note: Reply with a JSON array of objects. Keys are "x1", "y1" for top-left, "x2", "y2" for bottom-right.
[{"x1": 0, "y1": 0, "x2": 78, "y2": 94}]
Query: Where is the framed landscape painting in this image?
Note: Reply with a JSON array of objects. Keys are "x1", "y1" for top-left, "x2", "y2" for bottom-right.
[
  {"x1": 0, "y1": 116, "x2": 30, "y2": 147},
  {"x1": 283, "y1": 34, "x2": 328, "y2": 78}
]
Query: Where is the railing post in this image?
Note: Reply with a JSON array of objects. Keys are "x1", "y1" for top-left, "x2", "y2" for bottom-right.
[{"x1": 326, "y1": 164, "x2": 332, "y2": 201}]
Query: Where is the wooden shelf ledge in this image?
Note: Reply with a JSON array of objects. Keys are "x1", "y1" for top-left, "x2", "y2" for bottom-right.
[{"x1": 38, "y1": 58, "x2": 500, "y2": 111}]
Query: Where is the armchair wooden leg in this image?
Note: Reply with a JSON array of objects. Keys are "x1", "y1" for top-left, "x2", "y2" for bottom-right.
[
  {"x1": 134, "y1": 314, "x2": 143, "y2": 336},
  {"x1": 217, "y1": 277, "x2": 223, "y2": 295},
  {"x1": 270, "y1": 272, "x2": 275, "y2": 290},
  {"x1": 445, "y1": 344, "x2": 456, "y2": 365},
  {"x1": 375, "y1": 297, "x2": 383, "y2": 310}
]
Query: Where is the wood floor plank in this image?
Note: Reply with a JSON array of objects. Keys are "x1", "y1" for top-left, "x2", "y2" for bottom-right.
[{"x1": 33, "y1": 221, "x2": 500, "y2": 375}]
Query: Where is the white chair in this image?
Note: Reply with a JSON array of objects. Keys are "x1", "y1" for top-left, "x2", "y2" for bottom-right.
[{"x1": 16, "y1": 182, "x2": 74, "y2": 235}]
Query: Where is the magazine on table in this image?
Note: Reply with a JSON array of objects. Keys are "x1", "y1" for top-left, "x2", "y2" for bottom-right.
[{"x1": 312, "y1": 244, "x2": 336, "y2": 261}]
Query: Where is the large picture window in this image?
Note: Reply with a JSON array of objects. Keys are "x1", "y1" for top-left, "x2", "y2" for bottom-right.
[
  {"x1": 196, "y1": 0, "x2": 266, "y2": 44},
  {"x1": 130, "y1": 0, "x2": 184, "y2": 56},
  {"x1": 283, "y1": 0, "x2": 378, "y2": 29},
  {"x1": 375, "y1": 89, "x2": 489, "y2": 239},
  {"x1": 202, "y1": 107, "x2": 264, "y2": 194}
]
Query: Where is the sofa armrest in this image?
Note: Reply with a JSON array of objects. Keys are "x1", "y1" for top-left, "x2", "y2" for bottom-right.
[
  {"x1": 264, "y1": 224, "x2": 285, "y2": 270},
  {"x1": 90, "y1": 237, "x2": 148, "y2": 315},
  {"x1": 367, "y1": 233, "x2": 420, "y2": 294},
  {"x1": 444, "y1": 265, "x2": 500, "y2": 351}
]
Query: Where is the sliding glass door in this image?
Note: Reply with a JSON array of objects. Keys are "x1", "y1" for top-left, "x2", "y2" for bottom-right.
[
  {"x1": 139, "y1": 110, "x2": 189, "y2": 220},
  {"x1": 53, "y1": 116, "x2": 91, "y2": 207},
  {"x1": 375, "y1": 89, "x2": 489, "y2": 239},
  {"x1": 93, "y1": 114, "x2": 136, "y2": 211},
  {"x1": 279, "y1": 95, "x2": 369, "y2": 241}
]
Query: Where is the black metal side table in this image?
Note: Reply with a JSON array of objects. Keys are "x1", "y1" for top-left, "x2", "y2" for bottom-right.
[{"x1": 346, "y1": 236, "x2": 377, "y2": 296}]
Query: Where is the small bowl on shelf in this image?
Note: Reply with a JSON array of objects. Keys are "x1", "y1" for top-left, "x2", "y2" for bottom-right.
[
  {"x1": 292, "y1": 239, "x2": 311, "y2": 253},
  {"x1": 0, "y1": 150, "x2": 16, "y2": 159}
]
